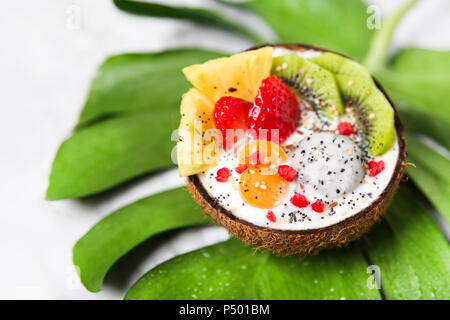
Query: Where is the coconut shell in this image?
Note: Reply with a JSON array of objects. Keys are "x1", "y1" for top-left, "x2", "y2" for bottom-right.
[{"x1": 186, "y1": 44, "x2": 407, "y2": 256}]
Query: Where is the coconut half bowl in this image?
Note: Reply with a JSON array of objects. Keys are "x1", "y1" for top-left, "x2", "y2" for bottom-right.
[{"x1": 186, "y1": 44, "x2": 407, "y2": 256}]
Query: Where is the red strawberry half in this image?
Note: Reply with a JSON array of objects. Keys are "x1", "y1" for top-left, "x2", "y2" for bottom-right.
[
  {"x1": 214, "y1": 96, "x2": 252, "y2": 150},
  {"x1": 248, "y1": 75, "x2": 299, "y2": 143}
]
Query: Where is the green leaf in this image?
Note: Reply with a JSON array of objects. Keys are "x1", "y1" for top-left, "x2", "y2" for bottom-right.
[
  {"x1": 404, "y1": 134, "x2": 450, "y2": 222},
  {"x1": 376, "y1": 48, "x2": 450, "y2": 122},
  {"x1": 398, "y1": 105, "x2": 450, "y2": 150},
  {"x1": 233, "y1": 0, "x2": 375, "y2": 61},
  {"x1": 125, "y1": 238, "x2": 380, "y2": 300},
  {"x1": 375, "y1": 47, "x2": 450, "y2": 223},
  {"x1": 47, "y1": 110, "x2": 176, "y2": 200},
  {"x1": 377, "y1": 49, "x2": 450, "y2": 221},
  {"x1": 364, "y1": 187, "x2": 450, "y2": 299},
  {"x1": 363, "y1": 0, "x2": 418, "y2": 73},
  {"x1": 113, "y1": 0, "x2": 263, "y2": 44},
  {"x1": 48, "y1": 49, "x2": 226, "y2": 199},
  {"x1": 388, "y1": 47, "x2": 450, "y2": 75},
  {"x1": 73, "y1": 187, "x2": 211, "y2": 292},
  {"x1": 78, "y1": 49, "x2": 224, "y2": 127}
]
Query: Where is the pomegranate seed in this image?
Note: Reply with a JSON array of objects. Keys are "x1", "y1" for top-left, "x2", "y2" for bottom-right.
[
  {"x1": 235, "y1": 165, "x2": 248, "y2": 174},
  {"x1": 290, "y1": 193, "x2": 309, "y2": 208},
  {"x1": 368, "y1": 160, "x2": 385, "y2": 177},
  {"x1": 311, "y1": 201, "x2": 324, "y2": 213},
  {"x1": 266, "y1": 210, "x2": 276, "y2": 223},
  {"x1": 338, "y1": 122, "x2": 354, "y2": 135},
  {"x1": 278, "y1": 165, "x2": 297, "y2": 182},
  {"x1": 216, "y1": 167, "x2": 230, "y2": 182}
]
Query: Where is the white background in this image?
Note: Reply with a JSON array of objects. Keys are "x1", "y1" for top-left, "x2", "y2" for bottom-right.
[{"x1": 0, "y1": 0, "x2": 449, "y2": 299}]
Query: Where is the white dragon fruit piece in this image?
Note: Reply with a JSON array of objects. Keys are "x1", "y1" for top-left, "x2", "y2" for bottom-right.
[{"x1": 287, "y1": 132, "x2": 365, "y2": 201}]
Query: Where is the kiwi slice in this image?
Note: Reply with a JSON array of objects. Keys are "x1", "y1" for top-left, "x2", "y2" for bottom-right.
[
  {"x1": 309, "y1": 52, "x2": 372, "y2": 81},
  {"x1": 271, "y1": 54, "x2": 344, "y2": 118},
  {"x1": 309, "y1": 52, "x2": 394, "y2": 156},
  {"x1": 337, "y1": 74, "x2": 395, "y2": 156}
]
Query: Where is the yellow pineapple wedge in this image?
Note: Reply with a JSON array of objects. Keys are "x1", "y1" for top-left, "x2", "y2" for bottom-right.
[
  {"x1": 177, "y1": 88, "x2": 221, "y2": 177},
  {"x1": 182, "y1": 47, "x2": 273, "y2": 102}
]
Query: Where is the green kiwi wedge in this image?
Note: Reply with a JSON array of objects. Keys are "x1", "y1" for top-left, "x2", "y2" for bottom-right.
[
  {"x1": 272, "y1": 52, "x2": 394, "y2": 155},
  {"x1": 309, "y1": 52, "x2": 372, "y2": 81},
  {"x1": 271, "y1": 53, "x2": 344, "y2": 118},
  {"x1": 341, "y1": 80, "x2": 395, "y2": 156},
  {"x1": 309, "y1": 53, "x2": 395, "y2": 156}
]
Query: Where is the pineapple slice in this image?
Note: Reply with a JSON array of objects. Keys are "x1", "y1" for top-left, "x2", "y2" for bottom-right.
[
  {"x1": 182, "y1": 47, "x2": 273, "y2": 102},
  {"x1": 177, "y1": 89, "x2": 221, "y2": 177}
]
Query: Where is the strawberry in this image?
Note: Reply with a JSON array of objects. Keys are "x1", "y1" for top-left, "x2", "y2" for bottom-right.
[
  {"x1": 214, "y1": 96, "x2": 252, "y2": 150},
  {"x1": 214, "y1": 76, "x2": 300, "y2": 148},
  {"x1": 248, "y1": 75, "x2": 299, "y2": 143}
]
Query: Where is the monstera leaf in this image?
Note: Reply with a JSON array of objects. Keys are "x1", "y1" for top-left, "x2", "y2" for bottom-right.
[
  {"x1": 47, "y1": 49, "x2": 224, "y2": 200},
  {"x1": 114, "y1": 0, "x2": 375, "y2": 61},
  {"x1": 376, "y1": 48, "x2": 450, "y2": 122},
  {"x1": 125, "y1": 238, "x2": 380, "y2": 300},
  {"x1": 225, "y1": 0, "x2": 375, "y2": 61},
  {"x1": 375, "y1": 47, "x2": 450, "y2": 221},
  {"x1": 46, "y1": 0, "x2": 450, "y2": 300},
  {"x1": 73, "y1": 188, "x2": 211, "y2": 292},
  {"x1": 113, "y1": 0, "x2": 263, "y2": 44},
  {"x1": 363, "y1": 187, "x2": 450, "y2": 299},
  {"x1": 78, "y1": 49, "x2": 224, "y2": 127},
  {"x1": 404, "y1": 134, "x2": 450, "y2": 222},
  {"x1": 70, "y1": 186, "x2": 447, "y2": 299}
]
